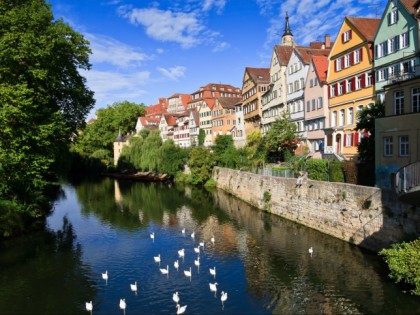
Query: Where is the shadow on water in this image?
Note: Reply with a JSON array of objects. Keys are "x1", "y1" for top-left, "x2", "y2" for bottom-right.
[{"x1": 0, "y1": 216, "x2": 96, "y2": 315}]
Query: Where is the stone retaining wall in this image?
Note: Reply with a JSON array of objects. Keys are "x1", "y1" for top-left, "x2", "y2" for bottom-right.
[{"x1": 213, "y1": 167, "x2": 420, "y2": 252}]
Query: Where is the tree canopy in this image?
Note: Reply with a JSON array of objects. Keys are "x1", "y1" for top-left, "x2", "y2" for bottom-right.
[
  {"x1": 0, "y1": 0, "x2": 95, "y2": 202},
  {"x1": 72, "y1": 101, "x2": 146, "y2": 156}
]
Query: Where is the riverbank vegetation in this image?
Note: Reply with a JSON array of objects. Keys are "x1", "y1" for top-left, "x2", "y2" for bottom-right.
[{"x1": 0, "y1": 0, "x2": 95, "y2": 238}]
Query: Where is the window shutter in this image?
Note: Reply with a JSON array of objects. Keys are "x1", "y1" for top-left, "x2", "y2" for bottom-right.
[
  {"x1": 360, "y1": 48, "x2": 363, "y2": 61},
  {"x1": 349, "y1": 30, "x2": 352, "y2": 40},
  {"x1": 396, "y1": 11, "x2": 399, "y2": 23},
  {"x1": 350, "y1": 52, "x2": 354, "y2": 65},
  {"x1": 334, "y1": 59, "x2": 337, "y2": 72},
  {"x1": 371, "y1": 71, "x2": 375, "y2": 84},
  {"x1": 341, "y1": 33, "x2": 345, "y2": 43},
  {"x1": 328, "y1": 85, "x2": 331, "y2": 98},
  {"x1": 361, "y1": 75, "x2": 366, "y2": 88},
  {"x1": 394, "y1": 35, "x2": 400, "y2": 51},
  {"x1": 407, "y1": 33, "x2": 410, "y2": 46},
  {"x1": 344, "y1": 134, "x2": 347, "y2": 146},
  {"x1": 334, "y1": 84, "x2": 338, "y2": 95},
  {"x1": 355, "y1": 133, "x2": 359, "y2": 145},
  {"x1": 343, "y1": 80, "x2": 347, "y2": 94},
  {"x1": 351, "y1": 77, "x2": 355, "y2": 90},
  {"x1": 341, "y1": 56, "x2": 345, "y2": 66},
  {"x1": 387, "y1": 13, "x2": 391, "y2": 25},
  {"x1": 353, "y1": 133, "x2": 357, "y2": 146}
]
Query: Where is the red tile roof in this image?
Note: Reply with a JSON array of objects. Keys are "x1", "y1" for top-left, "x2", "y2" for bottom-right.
[
  {"x1": 311, "y1": 55, "x2": 329, "y2": 83},
  {"x1": 245, "y1": 67, "x2": 270, "y2": 84},
  {"x1": 274, "y1": 45, "x2": 294, "y2": 66},
  {"x1": 346, "y1": 17, "x2": 380, "y2": 42},
  {"x1": 217, "y1": 97, "x2": 242, "y2": 110},
  {"x1": 162, "y1": 113, "x2": 178, "y2": 126},
  {"x1": 191, "y1": 83, "x2": 241, "y2": 94},
  {"x1": 401, "y1": 0, "x2": 418, "y2": 14},
  {"x1": 294, "y1": 46, "x2": 331, "y2": 64}
]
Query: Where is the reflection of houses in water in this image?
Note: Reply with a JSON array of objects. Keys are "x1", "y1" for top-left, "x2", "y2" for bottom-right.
[
  {"x1": 212, "y1": 188, "x2": 384, "y2": 314},
  {"x1": 114, "y1": 180, "x2": 123, "y2": 211}
]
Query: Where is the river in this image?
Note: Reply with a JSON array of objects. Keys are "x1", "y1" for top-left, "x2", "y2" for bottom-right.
[{"x1": 0, "y1": 178, "x2": 419, "y2": 314}]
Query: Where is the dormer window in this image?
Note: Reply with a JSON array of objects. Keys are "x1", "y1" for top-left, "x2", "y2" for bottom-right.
[
  {"x1": 388, "y1": 9, "x2": 398, "y2": 25},
  {"x1": 342, "y1": 30, "x2": 352, "y2": 43}
]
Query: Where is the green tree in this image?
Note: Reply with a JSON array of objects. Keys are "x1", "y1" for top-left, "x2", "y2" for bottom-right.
[
  {"x1": 158, "y1": 139, "x2": 188, "y2": 176},
  {"x1": 0, "y1": 0, "x2": 94, "y2": 204},
  {"x1": 73, "y1": 101, "x2": 146, "y2": 156},
  {"x1": 198, "y1": 129, "x2": 205, "y2": 146},
  {"x1": 263, "y1": 111, "x2": 298, "y2": 162},
  {"x1": 355, "y1": 101, "x2": 384, "y2": 161},
  {"x1": 188, "y1": 147, "x2": 214, "y2": 185},
  {"x1": 244, "y1": 130, "x2": 266, "y2": 168}
]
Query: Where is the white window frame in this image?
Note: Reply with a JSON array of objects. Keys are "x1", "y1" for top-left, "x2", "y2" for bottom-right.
[
  {"x1": 344, "y1": 54, "x2": 351, "y2": 68},
  {"x1": 348, "y1": 107, "x2": 354, "y2": 125},
  {"x1": 343, "y1": 30, "x2": 351, "y2": 42},
  {"x1": 412, "y1": 87, "x2": 420, "y2": 113},
  {"x1": 384, "y1": 137, "x2": 393, "y2": 157},
  {"x1": 399, "y1": 135, "x2": 409, "y2": 156},
  {"x1": 394, "y1": 90, "x2": 404, "y2": 115},
  {"x1": 354, "y1": 50, "x2": 360, "y2": 64}
]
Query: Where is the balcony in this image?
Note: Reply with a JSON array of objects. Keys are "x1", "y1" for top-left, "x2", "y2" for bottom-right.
[{"x1": 387, "y1": 72, "x2": 415, "y2": 85}]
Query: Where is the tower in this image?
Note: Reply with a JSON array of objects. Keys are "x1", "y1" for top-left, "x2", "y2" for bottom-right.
[{"x1": 282, "y1": 13, "x2": 295, "y2": 46}]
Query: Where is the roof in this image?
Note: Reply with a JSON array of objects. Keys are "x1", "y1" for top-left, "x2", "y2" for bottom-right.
[
  {"x1": 293, "y1": 46, "x2": 331, "y2": 64},
  {"x1": 346, "y1": 17, "x2": 380, "y2": 41},
  {"x1": 274, "y1": 45, "x2": 294, "y2": 66},
  {"x1": 216, "y1": 97, "x2": 242, "y2": 109},
  {"x1": 162, "y1": 113, "x2": 178, "y2": 126},
  {"x1": 191, "y1": 83, "x2": 241, "y2": 94},
  {"x1": 311, "y1": 55, "x2": 329, "y2": 83},
  {"x1": 190, "y1": 108, "x2": 200, "y2": 126},
  {"x1": 401, "y1": 0, "x2": 418, "y2": 14},
  {"x1": 146, "y1": 103, "x2": 167, "y2": 116},
  {"x1": 245, "y1": 67, "x2": 270, "y2": 84}
]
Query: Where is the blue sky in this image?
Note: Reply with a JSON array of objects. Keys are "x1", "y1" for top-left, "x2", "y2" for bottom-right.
[{"x1": 48, "y1": 0, "x2": 385, "y2": 118}]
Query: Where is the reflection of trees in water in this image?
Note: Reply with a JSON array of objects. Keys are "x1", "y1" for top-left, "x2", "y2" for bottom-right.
[
  {"x1": 212, "y1": 188, "x2": 390, "y2": 314},
  {"x1": 0, "y1": 216, "x2": 95, "y2": 314}
]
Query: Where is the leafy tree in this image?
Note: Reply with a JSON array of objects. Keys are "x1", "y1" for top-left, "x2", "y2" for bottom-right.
[
  {"x1": 139, "y1": 130, "x2": 162, "y2": 171},
  {"x1": 198, "y1": 129, "x2": 205, "y2": 146},
  {"x1": 73, "y1": 101, "x2": 146, "y2": 156},
  {"x1": 158, "y1": 140, "x2": 188, "y2": 176},
  {"x1": 355, "y1": 101, "x2": 384, "y2": 161},
  {"x1": 188, "y1": 147, "x2": 214, "y2": 185},
  {"x1": 380, "y1": 239, "x2": 420, "y2": 295},
  {"x1": 0, "y1": 0, "x2": 94, "y2": 204},
  {"x1": 263, "y1": 111, "x2": 298, "y2": 162},
  {"x1": 212, "y1": 135, "x2": 234, "y2": 156},
  {"x1": 244, "y1": 130, "x2": 266, "y2": 168}
]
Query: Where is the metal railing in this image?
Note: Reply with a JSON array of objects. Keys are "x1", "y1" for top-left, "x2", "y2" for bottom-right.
[
  {"x1": 254, "y1": 167, "x2": 295, "y2": 178},
  {"x1": 395, "y1": 160, "x2": 420, "y2": 194}
]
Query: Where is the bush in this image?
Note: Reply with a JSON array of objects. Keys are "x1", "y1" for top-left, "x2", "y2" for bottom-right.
[
  {"x1": 329, "y1": 161, "x2": 345, "y2": 182},
  {"x1": 306, "y1": 159, "x2": 328, "y2": 181},
  {"x1": 379, "y1": 239, "x2": 420, "y2": 295},
  {"x1": 204, "y1": 178, "x2": 217, "y2": 187},
  {"x1": 343, "y1": 161, "x2": 358, "y2": 184}
]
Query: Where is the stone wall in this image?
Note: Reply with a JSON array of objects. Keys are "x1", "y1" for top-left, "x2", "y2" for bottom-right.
[{"x1": 213, "y1": 167, "x2": 420, "y2": 252}]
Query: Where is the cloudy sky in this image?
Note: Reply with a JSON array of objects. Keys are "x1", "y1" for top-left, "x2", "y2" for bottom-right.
[{"x1": 48, "y1": 0, "x2": 385, "y2": 118}]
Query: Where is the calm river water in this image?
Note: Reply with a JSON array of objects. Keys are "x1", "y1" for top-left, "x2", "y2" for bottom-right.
[{"x1": 0, "y1": 178, "x2": 419, "y2": 315}]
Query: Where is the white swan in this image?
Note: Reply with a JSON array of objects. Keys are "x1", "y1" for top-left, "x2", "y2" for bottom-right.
[
  {"x1": 199, "y1": 241, "x2": 205, "y2": 248},
  {"x1": 154, "y1": 254, "x2": 161, "y2": 264},
  {"x1": 221, "y1": 291, "x2": 228, "y2": 307},
  {"x1": 209, "y1": 266, "x2": 216, "y2": 278},
  {"x1": 194, "y1": 257, "x2": 200, "y2": 267},
  {"x1": 85, "y1": 301, "x2": 93, "y2": 313},
  {"x1": 173, "y1": 291, "x2": 180, "y2": 304},
  {"x1": 194, "y1": 246, "x2": 200, "y2": 254},
  {"x1": 130, "y1": 281, "x2": 137, "y2": 294},
  {"x1": 184, "y1": 267, "x2": 192, "y2": 281},
  {"x1": 191, "y1": 231, "x2": 195, "y2": 239},
  {"x1": 119, "y1": 298, "x2": 126, "y2": 314},
  {"x1": 150, "y1": 232, "x2": 155, "y2": 242},
  {"x1": 174, "y1": 260, "x2": 179, "y2": 271},
  {"x1": 308, "y1": 247, "x2": 313, "y2": 256},
  {"x1": 160, "y1": 265, "x2": 169, "y2": 276},
  {"x1": 176, "y1": 303, "x2": 187, "y2": 314},
  {"x1": 209, "y1": 282, "x2": 218, "y2": 296},
  {"x1": 102, "y1": 270, "x2": 108, "y2": 280},
  {"x1": 178, "y1": 249, "x2": 185, "y2": 260},
  {"x1": 181, "y1": 228, "x2": 186, "y2": 235},
  {"x1": 211, "y1": 235, "x2": 215, "y2": 245}
]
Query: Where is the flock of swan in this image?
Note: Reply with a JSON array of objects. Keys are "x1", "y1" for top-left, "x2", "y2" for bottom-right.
[{"x1": 86, "y1": 228, "x2": 228, "y2": 314}]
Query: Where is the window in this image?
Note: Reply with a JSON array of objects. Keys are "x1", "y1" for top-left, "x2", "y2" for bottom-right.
[
  {"x1": 356, "y1": 76, "x2": 362, "y2": 90},
  {"x1": 354, "y1": 49, "x2": 361, "y2": 64},
  {"x1": 336, "y1": 58, "x2": 342, "y2": 71},
  {"x1": 318, "y1": 97, "x2": 323, "y2": 108},
  {"x1": 348, "y1": 107, "x2": 354, "y2": 124},
  {"x1": 388, "y1": 9, "x2": 398, "y2": 25},
  {"x1": 399, "y1": 136, "x2": 409, "y2": 156},
  {"x1": 384, "y1": 137, "x2": 393, "y2": 156},
  {"x1": 412, "y1": 88, "x2": 420, "y2": 112},
  {"x1": 377, "y1": 68, "x2": 387, "y2": 81},
  {"x1": 312, "y1": 99, "x2": 316, "y2": 111},
  {"x1": 339, "y1": 109, "x2": 345, "y2": 126},
  {"x1": 344, "y1": 54, "x2": 351, "y2": 68},
  {"x1": 377, "y1": 42, "x2": 387, "y2": 58},
  {"x1": 338, "y1": 82, "x2": 344, "y2": 95},
  {"x1": 310, "y1": 79, "x2": 313, "y2": 88},
  {"x1": 394, "y1": 91, "x2": 404, "y2": 115},
  {"x1": 343, "y1": 30, "x2": 352, "y2": 42},
  {"x1": 300, "y1": 78, "x2": 305, "y2": 90},
  {"x1": 347, "y1": 80, "x2": 352, "y2": 93},
  {"x1": 400, "y1": 32, "x2": 409, "y2": 49},
  {"x1": 332, "y1": 111, "x2": 337, "y2": 127},
  {"x1": 330, "y1": 85, "x2": 335, "y2": 97},
  {"x1": 345, "y1": 134, "x2": 353, "y2": 147},
  {"x1": 306, "y1": 101, "x2": 310, "y2": 112},
  {"x1": 366, "y1": 73, "x2": 372, "y2": 86},
  {"x1": 388, "y1": 37, "x2": 397, "y2": 54}
]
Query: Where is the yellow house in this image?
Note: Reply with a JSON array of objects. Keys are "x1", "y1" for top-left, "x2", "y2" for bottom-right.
[{"x1": 326, "y1": 17, "x2": 380, "y2": 160}]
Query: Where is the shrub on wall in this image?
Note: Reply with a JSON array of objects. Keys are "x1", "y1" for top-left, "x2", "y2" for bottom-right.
[
  {"x1": 379, "y1": 239, "x2": 420, "y2": 295},
  {"x1": 329, "y1": 161, "x2": 345, "y2": 182},
  {"x1": 306, "y1": 159, "x2": 328, "y2": 181}
]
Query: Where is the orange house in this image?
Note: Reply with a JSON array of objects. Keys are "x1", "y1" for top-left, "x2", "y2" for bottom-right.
[
  {"x1": 326, "y1": 17, "x2": 380, "y2": 160},
  {"x1": 211, "y1": 97, "x2": 241, "y2": 142}
]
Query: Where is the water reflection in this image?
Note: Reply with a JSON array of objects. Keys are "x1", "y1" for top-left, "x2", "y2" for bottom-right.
[{"x1": 0, "y1": 178, "x2": 419, "y2": 315}]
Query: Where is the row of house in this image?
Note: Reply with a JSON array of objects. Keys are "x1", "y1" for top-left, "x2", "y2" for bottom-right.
[{"x1": 115, "y1": 0, "x2": 420, "y2": 189}]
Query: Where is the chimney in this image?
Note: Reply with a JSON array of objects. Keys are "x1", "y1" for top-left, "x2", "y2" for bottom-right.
[{"x1": 325, "y1": 34, "x2": 331, "y2": 48}]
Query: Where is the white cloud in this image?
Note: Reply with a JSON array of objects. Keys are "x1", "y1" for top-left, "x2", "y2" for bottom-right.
[
  {"x1": 85, "y1": 33, "x2": 150, "y2": 68},
  {"x1": 156, "y1": 48, "x2": 164, "y2": 54},
  {"x1": 202, "y1": 0, "x2": 227, "y2": 14},
  {"x1": 157, "y1": 66, "x2": 186, "y2": 81},
  {"x1": 119, "y1": 7, "x2": 205, "y2": 48},
  {"x1": 81, "y1": 69, "x2": 150, "y2": 111},
  {"x1": 212, "y1": 41, "x2": 230, "y2": 52}
]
